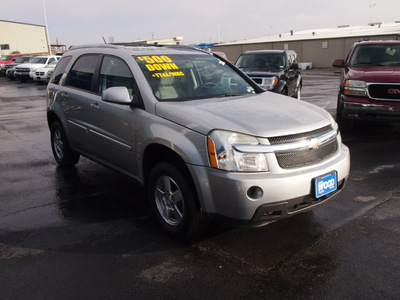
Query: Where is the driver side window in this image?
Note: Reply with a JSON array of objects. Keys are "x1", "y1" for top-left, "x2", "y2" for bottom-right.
[{"x1": 99, "y1": 56, "x2": 135, "y2": 96}]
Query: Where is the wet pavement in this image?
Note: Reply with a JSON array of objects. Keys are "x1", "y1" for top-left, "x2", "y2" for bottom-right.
[{"x1": 0, "y1": 75, "x2": 400, "y2": 299}]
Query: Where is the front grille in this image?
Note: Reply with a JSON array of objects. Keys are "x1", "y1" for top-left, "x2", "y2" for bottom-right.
[
  {"x1": 17, "y1": 68, "x2": 30, "y2": 73},
  {"x1": 269, "y1": 125, "x2": 338, "y2": 169},
  {"x1": 269, "y1": 125, "x2": 332, "y2": 145},
  {"x1": 368, "y1": 83, "x2": 400, "y2": 101},
  {"x1": 252, "y1": 78, "x2": 262, "y2": 84},
  {"x1": 35, "y1": 72, "x2": 45, "y2": 76},
  {"x1": 275, "y1": 139, "x2": 338, "y2": 169}
]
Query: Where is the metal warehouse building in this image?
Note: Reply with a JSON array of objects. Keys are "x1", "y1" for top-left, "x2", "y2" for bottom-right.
[
  {"x1": 0, "y1": 20, "x2": 49, "y2": 55},
  {"x1": 212, "y1": 22, "x2": 400, "y2": 68}
]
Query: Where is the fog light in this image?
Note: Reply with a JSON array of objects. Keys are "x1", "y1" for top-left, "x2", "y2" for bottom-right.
[{"x1": 247, "y1": 186, "x2": 263, "y2": 200}]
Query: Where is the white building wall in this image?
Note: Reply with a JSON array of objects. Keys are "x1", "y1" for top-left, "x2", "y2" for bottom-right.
[{"x1": 0, "y1": 20, "x2": 49, "y2": 55}]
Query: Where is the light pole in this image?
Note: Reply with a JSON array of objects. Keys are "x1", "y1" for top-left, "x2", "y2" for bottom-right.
[
  {"x1": 369, "y1": 3, "x2": 376, "y2": 23},
  {"x1": 217, "y1": 24, "x2": 222, "y2": 44},
  {"x1": 42, "y1": 0, "x2": 52, "y2": 54}
]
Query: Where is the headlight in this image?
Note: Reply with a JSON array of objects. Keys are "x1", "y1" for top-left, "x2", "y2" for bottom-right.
[
  {"x1": 207, "y1": 130, "x2": 268, "y2": 172},
  {"x1": 344, "y1": 80, "x2": 367, "y2": 96},
  {"x1": 327, "y1": 113, "x2": 342, "y2": 144},
  {"x1": 261, "y1": 77, "x2": 278, "y2": 90}
]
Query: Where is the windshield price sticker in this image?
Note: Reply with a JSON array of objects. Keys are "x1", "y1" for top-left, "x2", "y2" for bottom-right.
[
  {"x1": 314, "y1": 172, "x2": 337, "y2": 198},
  {"x1": 137, "y1": 55, "x2": 185, "y2": 77}
]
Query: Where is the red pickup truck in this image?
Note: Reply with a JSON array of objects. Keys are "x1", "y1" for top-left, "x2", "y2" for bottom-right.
[
  {"x1": 332, "y1": 40, "x2": 400, "y2": 130},
  {"x1": 0, "y1": 54, "x2": 24, "y2": 67}
]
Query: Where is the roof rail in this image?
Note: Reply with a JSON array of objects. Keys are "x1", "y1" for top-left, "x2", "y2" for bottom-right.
[
  {"x1": 67, "y1": 43, "x2": 211, "y2": 55},
  {"x1": 69, "y1": 44, "x2": 119, "y2": 50}
]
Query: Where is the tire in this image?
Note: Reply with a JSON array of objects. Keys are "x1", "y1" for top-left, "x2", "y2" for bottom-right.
[
  {"x1": 147, "y1": 162, "x2": 202, "y2": 239},
  {"x1": 295, "y1": 85, "x2": 301, "y2": 99},
  {"x1": 336, "y1": 95, "x2": 352, "y2": 132},
  {"x1": 50, "y1": 121, "x2": 80, "y2": 167}
]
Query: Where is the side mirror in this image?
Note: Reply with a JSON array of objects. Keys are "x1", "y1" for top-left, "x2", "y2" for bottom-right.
[
  {"x1": 290, "y1": 62, "x2": 299, "y2": 69},
  {"x1": 332, "y1": 59, "x2": 346, "y2": 68},
  {"x1": 102, "y1": 86, "x2": 138, "y2": 105}
]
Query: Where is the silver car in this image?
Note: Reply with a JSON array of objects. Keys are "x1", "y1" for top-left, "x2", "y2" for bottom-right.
[{"x1": 46, "y1": 45, "x2": 350, "y2": 238}]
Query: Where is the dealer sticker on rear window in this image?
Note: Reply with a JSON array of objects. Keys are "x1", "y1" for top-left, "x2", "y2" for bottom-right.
[{"x1": 314, "y1": 172, "x2": 337, "y2": 198}]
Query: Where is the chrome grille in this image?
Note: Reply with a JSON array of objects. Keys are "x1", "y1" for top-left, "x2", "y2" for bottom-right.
[
  {"x1": 269, "y1": 125, "x2": 338, "y2": 169},
  {"x1": 17, "y1": 68, "x2": 30, "y2": 73},
  {"x1": 268, "y1": 125, "x2": 332, "y2": 145},
  {"x1": 276, "y1": 139, "x2": 338, "y2": 169},
  {"x1": 368, "y1": 83, "x2": 400, "y2": 101}
]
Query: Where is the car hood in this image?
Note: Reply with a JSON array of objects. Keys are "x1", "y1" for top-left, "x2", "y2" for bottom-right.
[
  {"x1": 4, "y1": 62, "x2": 22, "y2": 67},
  {"x1": 346, "y1": 66, "x2": 400, "y2": 82},
  {"x1": 240, "y1": 68, "x2": 284, "y2": 77},
  {"x1": 155, "y1": 92, "x2": 333, "y2": 137},
  {"x1": 15, "y1": 63, "x2": 46, "y2": 69}
]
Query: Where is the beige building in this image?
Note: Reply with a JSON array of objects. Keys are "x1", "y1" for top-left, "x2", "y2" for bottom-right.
[
  {"x1": 212, "y1": 23, "x2": 400, "y2": 67},
  {"x1": 0, "y1": 20, "x2": 49, "y2": 55}
]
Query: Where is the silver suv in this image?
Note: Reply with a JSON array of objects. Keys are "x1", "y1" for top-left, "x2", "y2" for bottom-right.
[{"x1": 46, "y1": 45, "x2": 350, "y2": 238}]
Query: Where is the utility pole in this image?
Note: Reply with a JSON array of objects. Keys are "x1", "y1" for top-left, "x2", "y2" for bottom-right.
[{"x1": 217, "y1": 24, "x2": 222, "y2": 44}]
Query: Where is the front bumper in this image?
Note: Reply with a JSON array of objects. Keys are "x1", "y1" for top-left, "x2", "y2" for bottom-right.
[
  {"x1": 190, "y1": 144, "x2": 350, "y2": 225},
  {"x1": 340, "y1": 95, "x2": 400, "y2": 121}
]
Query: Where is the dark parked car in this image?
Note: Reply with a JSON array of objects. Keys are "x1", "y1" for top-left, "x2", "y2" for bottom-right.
[
  {"x1": 235, "y1": 50, "x2": 302, "y2": 99},
  {"x1": 332, "y1": 40, "x2": 400, "y2": 130}
]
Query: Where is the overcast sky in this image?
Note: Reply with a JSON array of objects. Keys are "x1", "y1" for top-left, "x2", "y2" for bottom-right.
[{"x1": 2, "y1": 0, "x2": 399, "y2": 46}]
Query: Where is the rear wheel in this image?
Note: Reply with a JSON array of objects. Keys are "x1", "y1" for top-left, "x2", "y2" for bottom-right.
[
  {"x1": 50, "y1": 121, "x2": 80, "y2": 167},
  {"x1": 147, "y1": 162, "x2": 202, "y2": 239}
]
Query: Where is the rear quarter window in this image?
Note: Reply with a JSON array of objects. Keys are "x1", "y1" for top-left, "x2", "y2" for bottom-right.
[{"x1": 50, "y1": 56, "x2": 72, "y2": 85}]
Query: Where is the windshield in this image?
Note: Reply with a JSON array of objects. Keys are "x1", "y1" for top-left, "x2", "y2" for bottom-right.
[
  {"x1": 134, "y1": 54, "x2": 256, "y2": 101},
  {"x1": 14, "y1": 57, "x2": 26, "y2": 63},
  {"x1": 30, "y1": 57, "x2": 48, "y2": 64},
  {"x1": 45, "y1": 61, "x2": 58, "y2": 68},
  {"x1": 0, "y1": 55, "x2": 13, "y2": 61},
  {"x1": 236, "y1": 53, "x2": 287, "y2": 70},
  {"x1": 350, "y1": 44, "x2": 400, "y2": 67}
]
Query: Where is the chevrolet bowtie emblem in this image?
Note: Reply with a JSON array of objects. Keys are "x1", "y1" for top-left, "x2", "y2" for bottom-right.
[{"x1": 309, "y1": 138, "x2": 321, "y2": 150}]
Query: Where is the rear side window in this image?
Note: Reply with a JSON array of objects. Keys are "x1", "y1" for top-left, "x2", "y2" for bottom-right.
[
  {"x1": 50, "y1": 56, "x2": 72, "y2": 85},
  {"x1": 67, "y1": 55, "x2": 99, "y2": 91}
]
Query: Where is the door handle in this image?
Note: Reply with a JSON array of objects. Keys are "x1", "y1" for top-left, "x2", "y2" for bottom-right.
[
  {"x1": 90, "y1": 103, "x2": 100, "y2": 110},
  {"x1": 60, "y1": 92, "x2": 68, "y2": 99}
]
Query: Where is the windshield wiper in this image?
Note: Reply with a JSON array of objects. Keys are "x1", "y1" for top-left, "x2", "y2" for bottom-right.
[{"x1": 217, "y1": 93, "x2": 248, "y2": 98}]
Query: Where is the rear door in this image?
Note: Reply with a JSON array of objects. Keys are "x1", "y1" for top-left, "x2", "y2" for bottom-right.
[{"x1": 61, "y1": 54, "x2": 101, "y2": 152}]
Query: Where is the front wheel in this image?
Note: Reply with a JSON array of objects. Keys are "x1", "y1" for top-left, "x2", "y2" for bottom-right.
[
  {"x1": 147, "y1": 162, "x2": 202, "y2": 239},
  {"x1": 336, "y1": 95, "x2": 353, "y2": 132},
  {"x1": 295, "y1": 85, "x2": 302, "y2": 99},
  {"x1": 50, "y1": 121, "x2": 80, "y2": 167}
]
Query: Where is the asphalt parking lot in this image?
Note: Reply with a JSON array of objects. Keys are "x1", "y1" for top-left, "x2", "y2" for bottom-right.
[{"x1": 1, "y1": 73, "x2": 400, "y2": 299}]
